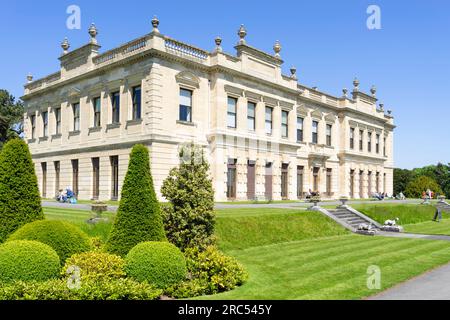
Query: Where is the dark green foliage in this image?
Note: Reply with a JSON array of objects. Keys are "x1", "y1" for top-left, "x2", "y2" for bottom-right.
[
  {"x1": 393, "y1": 168, "x2": 415, "y2": 195},
  {"x1": 161, "y1": 143, "x2": 215, "y2": 251},
  {"x1": 125, "y1": 242, "x2": 187, "y2": 288},
  {"x1": 166, "y1": 246, "x2": 248, "y2": 298},
  {"x1": 405, "y1": 176, "x2": 443, "y2": 198},
  {"x1": 106, "y1": 144, "x2": 166, "y2": 256},
  {"x1": 0, "y1": 240, "x2": 60, "y2": 283},
  {"x1": 0, "y1": 139, "x2": 44, "y2": 243},
  {"x1": 0, "y1": 90, "x2": 24, "y2": 150},
  {"x1": 9, "y1": 220, "x2": 91, "y2": 264},
  {"x1": 0, "y1": 278, "x2": 162, "y2": 300}
]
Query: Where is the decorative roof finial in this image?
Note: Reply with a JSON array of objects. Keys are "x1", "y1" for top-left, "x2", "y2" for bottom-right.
[
  {"x1": 342, "y1": 88, "x2": 348, "y2": 98},
  {"x1": 387, "y1": 109, "x2": 393, "y2": 116},
  {"x1": 290, "y1": 66, "x2": 297, "y2": 80},
  {"x1": 61, "y1": 38, "x2": 70, "y2": 54},
  {"x1": 152, "y1": 16, "x2": 160, "y2": 33},
  {"x1": 215, "y1": 36, "x2": 223, "y2": 53},
  {"x1": 370, "y1": 85, "x2": 377, "y2": 97},
  {"x1": 26, "y1": 73, "x2": 33, "y2": 83},
  {"x1": 353, "y1": 77, "x2": 360, "y2": 91},
  {"x1": 379, "y1": 103, "x2": 384, "y2": 111},
  {"x1": 273, "y1": 40, "x2": 282, "y2": 58},
  {"x1": 238, "y1": 24, "x2": 247, "y2": 45},
  {"x1": 88, "y1": 23, "x2": 98, "y2": 44}
]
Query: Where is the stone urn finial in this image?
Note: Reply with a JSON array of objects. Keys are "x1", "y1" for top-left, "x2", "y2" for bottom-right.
[
  {"x1": 379, "y1": 103, "x2": 384, "y2": 111},
  {"x1": 273, "y1": 40, "x2": 282, "y2": 58},
  {"x1": 152, "y1": 16, "x2": 160, "y2": 33},
  {"x1": 88, "y1": 23, "x2": 98, "y2": 44},
  {"x1": 370, "y1": 85, "x2": 377, "y2": 97},
  {"x1": 61, "y1": 37, "x2": 70, "y2": 54},
  {"x1": 215, "y1": 36, "x2": 223, "y2": 52},
  {"x1": 353, "y1": 77, "x2": 360, "y2": 91},
  {"x1": 26, "y1": 73, "x2": 33, "y2": 83},
  {"x1": 343, "y1": 88, "x2": 348, "y2": 98},
  {"x1": 238, "y1": 24, "x2": 247, "y2": 45},
  {"x1": 387, "y1": 110, "x2": 393, "y2": 116},
  {"x1": 290, "y1": 66, "x2": 297, "y2": 80}
]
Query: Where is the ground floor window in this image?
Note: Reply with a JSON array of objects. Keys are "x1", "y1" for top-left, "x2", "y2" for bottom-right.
[
  {"x1": 368, "y1": 171, "x2": 372, "y2": 195},
  {"x1": 313, "y1": 167, "x2": 320, "y2": 193},
  {"x1": 359, "y1": 170, "x2": 364, "y2": 198},
  {"x1": 281, "y1": 164, "x2": 289, "y2": 200},
  {"x1": 72, "y1": 159, "x2": 79, "y2": 196},
  {"x1": 297, "y1": 166, "x2": 304, "y2": 199},
  {"x1": 54, "y1": 161, "x2": 60, "y2": 197},
  {"x1": 92, "y1": 158, "x2": 100, "y2": 200},
  {"x1": 227, "y1": 159, "x2": 237, "y2": 199},
  {"x1": 326, "y1": 168, "x2": 332, "y2": 196},
  {"x1": 110, "y1": 156, "x2": 119, "y2": 201},
  {"x1": 376, "y1": 172, "x2": 380, "y2": 193},
  {"x1": 247, "y1": 161, "x2": 256, "y2": 200},
  {"x1": 41, "y1": 163, "x2": 47, "y2": 198},
  {"x1": 265, "y1": 163, "x2": 273, "y2": 200},
  {"x1": 350, "y1": 169, "x2": 355, "y2": 198}
]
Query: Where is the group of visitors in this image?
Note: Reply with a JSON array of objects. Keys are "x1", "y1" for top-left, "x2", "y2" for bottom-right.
[
  {"x1": 421, "y1": 189, "x2": 434, "y2": 204},
  {"x1": 56, "y1": 188, "x2": 77, "y2": 204},
  {"x1": 305, "y1": 189, "x2": 320, "y2": 200},
  {"x1": 373, "y1": 192, "x2": 390, "y2": 201}
]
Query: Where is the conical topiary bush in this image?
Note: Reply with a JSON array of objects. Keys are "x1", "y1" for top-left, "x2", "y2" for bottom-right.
[
  {"x1": 106, "y1": 144, "x2": 166, "y2": 256},
  {"x1": 0, "y1": 139, "x2": 44, "y2": 242}
]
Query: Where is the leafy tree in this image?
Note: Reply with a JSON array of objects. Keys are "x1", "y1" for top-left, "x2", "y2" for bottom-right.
[
  {"x1": 393, "y1": 168, "x2": 415, "y2": 195},
  {"x1": 0, "y1": 139, "x2": 44, "y2": 242},
  {"x1": 161, "y1": 143, "x2": 215, "y2": 251},
  {"x1": 404, "y1": 175, "x2": 443, "y2": 199},
  {"x1": 106, "y1": 145, "x2": 166, "y2": 257},
  {"x1": 414, "y1": 163, "x2": 450, "y2": 198},
  {"x1": 0, "y1": 90, "x2": 24, "y2": 151}
]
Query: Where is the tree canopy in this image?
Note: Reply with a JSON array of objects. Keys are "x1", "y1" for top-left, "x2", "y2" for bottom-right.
[{"x1": 0, "y1": 90, "x2": 24, "y2": 151}]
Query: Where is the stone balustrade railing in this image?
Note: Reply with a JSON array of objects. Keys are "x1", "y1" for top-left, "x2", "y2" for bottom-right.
[
  {"x1": 25, "y1": 72, "x2": 61, "y2": 91},
  {"x1": 164, "y1": 37, "x2": 209, "y2": 61},
  {"x1": 94, "y1": 36, "x2": 148, "y2": 65}
]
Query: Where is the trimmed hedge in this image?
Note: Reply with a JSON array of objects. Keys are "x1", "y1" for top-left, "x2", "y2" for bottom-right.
[
  {"x1": 0, "y1": 139, "x2": 44, "y2": 243},
  {"x1": 62, "y1": 251, "x2": 126, "y2": 281},
  {"x1": 106, "y1": 145, "x2": 166, "y2": 257},
  {"x1": 0, "y1": 278, "x2": 162, "y2": 300},
  {"x1": 125, "y1": 242, "x2": 186, "y2": 288},
  {"x1": 9, "y1": 220, "x2": 91, "y2": 263},
  {"x1": 0, "y1": 240, "x2": 60, "y2": 283}
]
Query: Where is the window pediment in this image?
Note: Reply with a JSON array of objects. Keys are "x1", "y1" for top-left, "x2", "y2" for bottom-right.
[
  {"x1": 176, "y1": 71, "x2": 200, "y2": 88},
  {"x1": 311, "y1": 109, "x2": 323, "y2": 120}
]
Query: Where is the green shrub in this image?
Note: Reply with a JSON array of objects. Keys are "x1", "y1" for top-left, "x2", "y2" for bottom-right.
[
  {"x1": 125, "y1": 242, "x2": 186, "y2": 288},
  {"x1": 8, "y1": 220, "x2": 91, "y2": 263},
  {"x1": 0, "y1": 139, "x2": 44, "y2": 243},
  {"x1": 0, "y1": 278, "x2": 162, "y2": 300},
  {"x1": 161, "y1": 143, "x2": 215, "y2": 251},
  {"x1": 0, "y1": 240, "x2": 60, "y2": 283},
  {"x1": 405, "y1": 176, "x2": 443, "y2": 198},
  {"x1": 165, "y1": 278, "x2": 210, "y2": 299},
  {"x1": 106, "y1": 145, "x2": 166, "y2": 257},
  {"x1": 62, "y1": 251, "x2": 126, "y2": 281}
]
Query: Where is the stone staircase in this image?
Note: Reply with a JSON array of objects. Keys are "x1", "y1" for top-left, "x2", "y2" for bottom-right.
[
  {"x1": 436, "y1": 200, "x2": 450, "y2": 213},
  {"x1": 328, "y1": 206, "x2": 381, "y2": 234}
]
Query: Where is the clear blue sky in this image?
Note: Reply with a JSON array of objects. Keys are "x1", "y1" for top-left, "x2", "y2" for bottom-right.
[{"x1": 1, "y1": 0, "x2": 449, "y2": 169}]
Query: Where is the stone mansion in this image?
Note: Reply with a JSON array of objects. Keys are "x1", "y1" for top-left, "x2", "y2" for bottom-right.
[{"x1": 22, "y1": 18, "x2": 395, "y2": 202}]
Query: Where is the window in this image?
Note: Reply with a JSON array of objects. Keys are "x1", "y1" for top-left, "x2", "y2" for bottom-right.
[
  {"x1": 265, "y1": 163, "x2": 273, "y2": 200},
  {"x1": 350, "y1": 170, "x2": 355, "y2": 198},
  {"x1": 297, "y1": 117, "x2": 304, "y2": 142},
  {"x1": 73, "y1": 103, "x2": 80, "y2": 131},
  {"x1": 227, "y1": 159, "x2": 237, "y2": 199},
  {"x1": 72, "y1": 160, "x2": 79, "y2": 196},
  {"x1": 54, "y1": 161, "x2": 60, "y2": 196},
  {"x1": 265, "y1": 107, "x2": 273, "y2": 135},
  {"x1": 313, "y1": 167, "x2": 320, "y2": 192},
  {"x1": 41, "y1": 163, "x2": 47, "y2": 198},
  {"x1": 42, "y1": 111, "x2": 48, "y2": 137},
  {"x1": 376, "y1": 172, "x2": 380, "y2": 193},
  {"x1": 359, "y1": 130, "x2": 364, "y2": 151},
  {"x1": 30, "y1": 115, "x2": 36, "y2": 139},
  {"x1": 281, "y1": 164, "x2": 289, "y2": 199},
  {"x1": 92, "y1": 158, "x2": 100, "y2": 200},
  {"x1": 93, "y1": 97, "x2": 101, "y2": 128},
  {"x1": 54, "y1": 108, "x2": 61, "y2": 135},
  {"x1": 247, "y1": 161, "x2": 256, "y2": 200},
  {"x1": 111, "y1": 156, "x2": 119, "y2": 200},
  {"x1": 376, "y1": 134, "x2": 380, "y2": 154},
  {"x1": 350, "y1": 128, "x2": 355, "y2": 149},
  {"x1": 132, "y1": 86, "x2": 142, "y2": 120},
  {"x1": 326, "y1": 124, "x2": 332, "y2": 147},
  {"x1": 281, "y1": 111, "x2": 289, "y2": 138},
  {"x1": 312, "y1": 121, "x2": 319, "y2": 144},
  {"x1": 368, "y1": 171, "x2": 373, "y2": 195},
  {"x1": 227, "y1": 97, "x2": 237, "y2": 129},
  {"x1": 326, "y1": 168, "x2": 332, "y2": 196},
  {"x1": 247, "y1": 102, "x2": 256, "y2": 131},
  {"x1": 179, "y1": 88, "x2": 192, "y2": 122},
  {"x1": 368, "y1": 132, "x2": 372, "y2": 152},
  {"x1": 297, "y1": 166, "x2": 304, "y2": 199},
  {"x1": 111, "y1": 92, "x2": 120, "y2": 124}
]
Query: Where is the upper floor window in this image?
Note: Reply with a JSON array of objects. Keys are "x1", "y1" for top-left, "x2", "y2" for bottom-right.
[
  {"x1": 326, "y1": 124, "x2": 332, "y2": 147},
  {"x1": 227, "y1": 97, "x2": 237, "y2": 129},
  {"x1": 73, "y1": 103, "x2": 80, "y2": 131},
  {"x1": 179, "y1": 88, "x2": 192, "y2": 123},
  {"x1": 359, "y1": 130, "x2": 364, "y2": 151},
  {"x1": 281, "y1": 111, "x2": 289, "y2": 138},
  {"x1": 312, "y1": 121, "x2": 319, "y2": 144},
  {"x1": 54, "y1": 108, "x2": 61, "y2": 135},
  {"x1": 93, "y1": 97, "x2": 101, "y2": 128},
  {"x1": 247, "y1": 102, "x2": 256, "y2": 131},
  {"x1": 297, "y1": 117, "x2": 304, "y2": 142},
  {"x1": 132, "y1": 86, "x2": 142, "y2": 120},
  {"x1": 111, "y1": 92, "x2": 120, "y2": 124},
  {"x1": 30, "y1": 115, "x2": 36, "y2": 139},
  {"x1": 376, "y1": 134, "x2": 380, "y2": 154},
  {"x1": 350, "y1": 128, "x2": 355, "y2": 149},
  {"x1": 265, "y1": 107, "x2": 273, "y2": 135},
  {"x1": 42, "y1": 111, "x2": 48, "y2": 137},
  {"x1": 368, "y1": 132, "x2": 372, "y2": 152}
]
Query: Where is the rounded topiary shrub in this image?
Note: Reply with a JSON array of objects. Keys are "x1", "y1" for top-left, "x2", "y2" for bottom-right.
[
  {"x1": 125, "y1": 242, "x2": 186, "y2": 288},
  {"x1": 0, "y1": 240, "x2": 60, "y2": 283},
  {"x1": 8, "y1": 220, "x2": 91, "y2": 263},
  {"x1": 62, "y1": 251, "x2": 126, "y2": 281}
]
